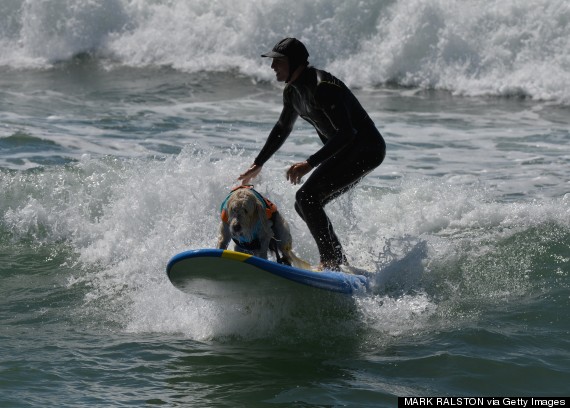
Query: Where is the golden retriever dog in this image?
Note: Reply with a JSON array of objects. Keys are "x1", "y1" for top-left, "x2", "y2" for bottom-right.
[{"x1": 217, "y1": 186, "x2": 310, "y2": 269}]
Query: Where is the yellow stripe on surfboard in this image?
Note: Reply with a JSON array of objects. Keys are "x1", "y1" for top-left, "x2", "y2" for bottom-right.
[{"x1": 222, "y1": 250, "x2": 252, "y2": 262}]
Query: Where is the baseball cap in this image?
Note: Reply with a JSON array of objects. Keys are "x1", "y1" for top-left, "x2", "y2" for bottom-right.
[{"x1": 261, "y1": 38, "x2": 309, "y2": 61}]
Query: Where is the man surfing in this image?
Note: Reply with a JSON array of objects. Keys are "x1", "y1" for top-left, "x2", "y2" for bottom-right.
[{"x1": 239, "y1": 38, "x2": 386, "y2": 271}]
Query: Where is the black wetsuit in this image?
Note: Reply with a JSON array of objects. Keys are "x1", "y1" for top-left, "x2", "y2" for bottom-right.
[{"x1": 254, "y1": 67, "x2": 386, "y2": 266}]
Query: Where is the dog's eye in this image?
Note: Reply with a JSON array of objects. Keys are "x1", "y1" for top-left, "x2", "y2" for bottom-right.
[{"x1": 243, "y1": 209, "x2": 248, "y2": 214}]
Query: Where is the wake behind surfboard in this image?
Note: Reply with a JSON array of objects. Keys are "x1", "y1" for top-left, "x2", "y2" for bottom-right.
[{"x1": 166, "y1": 249, "x2": 369, "y2": 296}]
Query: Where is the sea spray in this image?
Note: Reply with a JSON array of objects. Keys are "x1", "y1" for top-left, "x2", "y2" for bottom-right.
[
  {"x1": 3, "y1": 147, "x2": 568, "y2": 343},
  {"x1": 1, "y1": 0, "x2": 569, "y2": 104}
]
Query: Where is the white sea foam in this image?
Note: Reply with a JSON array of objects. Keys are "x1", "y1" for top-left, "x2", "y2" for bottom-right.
[
  {"x1": 2, "y1": 147, "x2": 568, "y2": 341},
  {"x1": 1, "y1": 0, "x2": 569, "y2": 104}
]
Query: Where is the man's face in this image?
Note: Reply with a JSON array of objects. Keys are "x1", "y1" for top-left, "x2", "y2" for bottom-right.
[{"x1": 270, "y1": 57, "x2": 289, "y2": 82}]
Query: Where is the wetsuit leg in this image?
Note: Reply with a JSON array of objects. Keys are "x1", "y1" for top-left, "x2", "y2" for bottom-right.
[{"x1": 295, "y1": 135, "x2": 386, "y2": 267}]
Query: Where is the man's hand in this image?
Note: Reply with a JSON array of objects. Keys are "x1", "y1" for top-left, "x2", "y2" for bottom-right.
[
  {"x1": 286, "y1": 161, "x2": 312, "y2": 185},
  {"x1": 238, "y1": 163, "x2": 262, "y2": 185}
]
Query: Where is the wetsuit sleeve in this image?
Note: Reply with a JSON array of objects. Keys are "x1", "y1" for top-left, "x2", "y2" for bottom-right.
[
  {"x1": 254, "y1": 100, "x2": 298, "y2": 166},
  {"x1": 306, "y1": 82, "x2": 357, "y2": 167}
]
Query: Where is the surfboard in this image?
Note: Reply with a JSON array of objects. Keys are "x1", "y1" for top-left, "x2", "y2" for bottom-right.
[{"x1": 166, "y1": 249, "x2": 369, "y2": 296}]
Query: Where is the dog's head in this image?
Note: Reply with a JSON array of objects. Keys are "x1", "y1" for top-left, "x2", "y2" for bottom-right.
[{"x1": 223, "y1": 189, "x2": 266, "y2": 241}]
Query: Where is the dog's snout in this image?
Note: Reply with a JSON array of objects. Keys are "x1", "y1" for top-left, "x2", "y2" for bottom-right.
[{"x1": 233, "y1": 223, "x2": 241, "y2": 232}]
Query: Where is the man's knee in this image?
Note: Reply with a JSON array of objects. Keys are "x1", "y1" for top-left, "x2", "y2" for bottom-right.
[
  {"x1": 295, "y1": 188, "x2": 306, "y2": 203},
  {"x1": 295, "y1": 187, "x2": 317, "y2": 220},
  {"x1": 295, "y1": 187, "x2": 317, "y2": 210}
]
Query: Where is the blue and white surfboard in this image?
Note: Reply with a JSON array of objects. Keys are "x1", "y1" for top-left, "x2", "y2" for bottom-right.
[{"x1": 166, "y1": 249, "x2": 369, "y2": 296}]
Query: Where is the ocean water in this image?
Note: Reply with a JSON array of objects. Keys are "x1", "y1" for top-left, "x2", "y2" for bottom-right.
[{"x1": 1, "y1": 0, "x2": 569, "y2": 407}]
